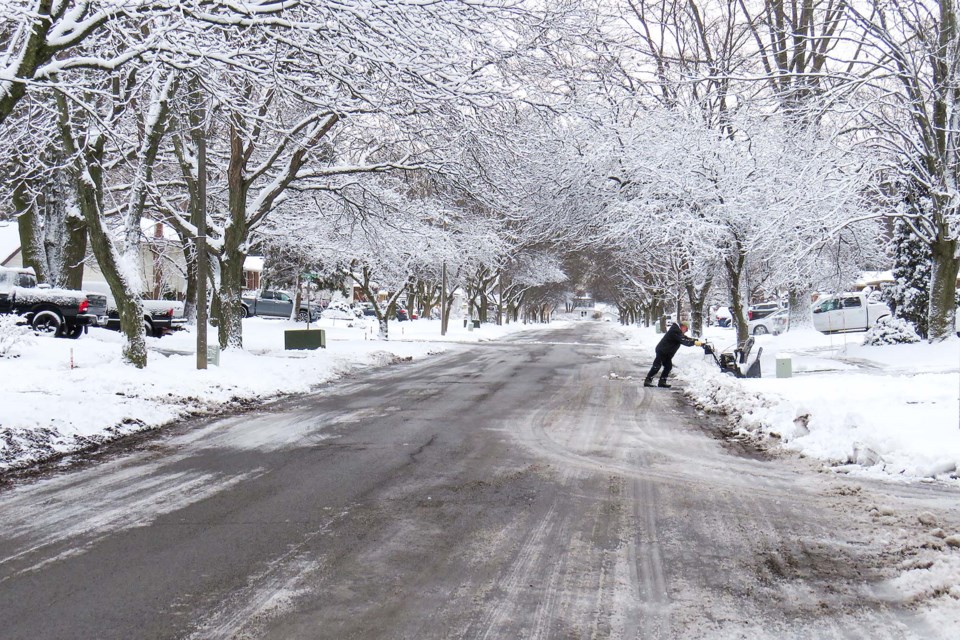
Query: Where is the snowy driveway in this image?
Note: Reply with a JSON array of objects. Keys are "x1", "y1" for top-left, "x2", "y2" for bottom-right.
[{"x1": 0, "y1": 323, "x2": 957, "y2": 639}]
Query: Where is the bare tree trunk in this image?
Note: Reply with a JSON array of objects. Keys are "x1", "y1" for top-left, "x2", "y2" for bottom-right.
[
  {"x1": 217, "y1": 245, "x2": 247, "y2": 349},
  {"x1": 216, "y1": 118, "x2": 252, "y2": 349},
  {"x1": 14, "y1": 183, "x2": 49, "y2": 283},
  {"x1": 685, "y1": 278, "x2": 712, "y2": 337},
  {"x1": 61, "y1": 213, "x2": 87, "y2": 290},
  {"x1": 725, "y1": 249, "x2": 748, "y2": 346},
  {"x1": 182, "y1": 238, "x2": 198, "y2": 324},
  {"x1": 788, "y1": 288, "x2": 807, "y2": 328},
  {"x1": 291, "y1": 272, "x2": 302, "y2": 321},
  {"x1": 927, "y1": 228, "x2": 959, "y2": 341},
  {"x1": 418, "y1": 280, "x2": 440, "y2": 319},
  {"x1": 497, "y1": 275, "x2": 504, "y2": 326}
]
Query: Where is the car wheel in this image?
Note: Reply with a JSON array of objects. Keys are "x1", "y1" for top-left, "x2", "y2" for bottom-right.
[
  {"x1": 297, "y1": 310, "x2": 309, "y2": 322},
  {"x1": 143, "y1": 319, "x2": 155, "y2": 337},
  {"x1": 65, "y1": 324, "x2": 84, "y2": 339},
  {"x1": 31, "y1": 310, "x2": 63, "y2": 336},
  {"x1": 242, "y1": 305, "x2": 253, "y2": 318},
  {"x1": 753, "y1": 325, "x2": 768, "y2": 335}
]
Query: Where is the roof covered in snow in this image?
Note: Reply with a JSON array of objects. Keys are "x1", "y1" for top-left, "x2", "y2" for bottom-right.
[{"x1": 855, "y1": 270, "x2": 895, "y2": 287}]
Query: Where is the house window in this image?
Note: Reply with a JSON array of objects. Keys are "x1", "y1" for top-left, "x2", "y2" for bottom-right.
[{"x1": 245, "y1": 270, "x2": 260, "y2": 291}]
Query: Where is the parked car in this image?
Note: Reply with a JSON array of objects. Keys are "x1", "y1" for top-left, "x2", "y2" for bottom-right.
[
  {"x1": 811, "y1": 292, "x2": 890, "y2": 333},
  {"x1": 749, "y1": 309, "x2": 789, "y2": 335},
  {"x1": 83, "y1": 281, "x2": 185, "y2": 338},
  {"x1": 715, "y1": 306, "x2": 732, "y2": 327},
  {"x1": 0, "y1": 266, "x2": 102, "y2": 338},
  {"x1": 241, "y1": 290, "x2": 322, "y2": 322},
  {"x1": 396, "y1": 308, "x2": 408, "y2": 322},
  {"x1": 747, "y1": 301, "x2": 784, "y2": 321}
]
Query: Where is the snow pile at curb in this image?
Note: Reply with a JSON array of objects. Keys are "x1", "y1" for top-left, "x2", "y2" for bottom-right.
[
  {"x1": 678, "y1": 358, "x2": 769, "y2": 426},
  {"x1": 675, "y1": 340, "x2": 960, "y2": 482}
]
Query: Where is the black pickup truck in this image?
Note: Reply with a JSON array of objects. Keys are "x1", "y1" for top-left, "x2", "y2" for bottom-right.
[
  {"x1": 0, "y1": 266, "x2": 105, "y2": 338},
  {"x1": 82, "y1": 281, "x2": 186, "y2": 338}
]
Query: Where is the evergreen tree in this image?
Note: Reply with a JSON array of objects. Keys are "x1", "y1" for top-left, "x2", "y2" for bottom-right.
[{"x1": 883, "y1": 219, "x2": 931, "y2": 338}]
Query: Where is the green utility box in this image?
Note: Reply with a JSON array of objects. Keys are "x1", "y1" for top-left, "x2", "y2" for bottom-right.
[
  {"x1": 776, "y1": 355, "x2": 792, "y2": 378},
  {"x1": 284, "y1": 329, "x2": 326, "y2": 350}
]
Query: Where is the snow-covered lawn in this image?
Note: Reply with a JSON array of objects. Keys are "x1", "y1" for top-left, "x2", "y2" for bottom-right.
[
  {"x1": 0, "y1": 316, "x2": 538, "y2": 472},
  {"x1": 619, "y1": 323, "x2": 960, "y2": 483}
]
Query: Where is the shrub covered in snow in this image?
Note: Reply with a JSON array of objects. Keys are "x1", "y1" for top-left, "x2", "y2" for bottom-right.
[
  {"x1": 321, "y1": 301, "x2": 358, "y2": 320},
  {"x1": 863, "y1": 316, "x2": 921, "y2": 346},
  {"x1": 0, "y1": 314, "x2": 33, "y2": 357},
  {"x1": 883, "y1": 218, "x2": 931, "y2": 338}
]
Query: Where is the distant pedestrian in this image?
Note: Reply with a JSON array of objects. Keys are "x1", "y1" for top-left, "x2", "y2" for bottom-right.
[{"x1": 644, "y1": 322, "x2": 702, "y2": 388}]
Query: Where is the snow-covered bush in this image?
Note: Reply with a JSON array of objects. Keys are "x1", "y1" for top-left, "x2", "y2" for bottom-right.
[
  {"x1": 0, "y1": 315, "x2": 33, "y2": 357},
  {"x1": 863, "y1": 316, "x2": 921, "y2": 346},
  {"x1": 321, "y1": 301, "x2": 356, "y2": 320}
]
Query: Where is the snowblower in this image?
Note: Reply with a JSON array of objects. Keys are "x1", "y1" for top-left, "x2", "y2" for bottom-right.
[{"x1": 701, "y1": 337, "x2": 762, "y2": 379}]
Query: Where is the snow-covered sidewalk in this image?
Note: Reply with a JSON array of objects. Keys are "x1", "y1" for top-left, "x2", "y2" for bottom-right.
[
  {"x1": 0, "y1": 317, "x2": 540, "y2": 472},
  {"x1": 619, "y1": 323, "x2": 960, "y2": 483}
]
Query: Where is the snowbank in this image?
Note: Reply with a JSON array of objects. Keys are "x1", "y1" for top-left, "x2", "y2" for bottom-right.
[{"x1": 619, "y1": 324, "x2": 960, "y2": 482}]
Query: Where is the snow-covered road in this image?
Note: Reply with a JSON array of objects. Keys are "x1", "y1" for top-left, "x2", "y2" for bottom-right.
[{"x1": 0, "y1": 323, "x2": 957, "y2": 639}]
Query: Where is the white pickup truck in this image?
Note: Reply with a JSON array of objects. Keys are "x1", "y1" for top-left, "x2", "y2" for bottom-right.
[{"x1": 811, "y1": 292, "x2": 891, "y2": 333}]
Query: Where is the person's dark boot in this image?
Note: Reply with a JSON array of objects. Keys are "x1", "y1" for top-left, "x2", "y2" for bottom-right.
[
  {"x1": 643, "y1": 378, "x2": 654, "y2": 387},
  {"x1": 657, "y1": 379, "x2": 671, "y2": 388}
]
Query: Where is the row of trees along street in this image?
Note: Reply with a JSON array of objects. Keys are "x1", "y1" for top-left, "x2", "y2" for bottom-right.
[{"x1": 1, "y1": 0, "x2": 958, "y2": 367}]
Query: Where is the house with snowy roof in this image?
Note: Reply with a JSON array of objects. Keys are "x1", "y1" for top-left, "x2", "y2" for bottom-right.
[{"x1": 0, "y1": 219, "x2": 263, "y2": 299}]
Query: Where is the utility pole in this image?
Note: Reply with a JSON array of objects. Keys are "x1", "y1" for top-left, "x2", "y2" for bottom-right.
[
  {"x1": 192, "y1": 79, "x2": 208, "y2": 370},
  {"x1": 441, "y1": 261, "x2": 447, "y2": 336},
  {"x1": 440, "y1": 215, "x2": 448, "y2": 336}
]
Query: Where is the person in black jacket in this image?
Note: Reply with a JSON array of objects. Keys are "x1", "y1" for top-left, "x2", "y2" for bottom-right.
[{"x1": 644, "y1": 322, "x2": 702, "y2": 388}]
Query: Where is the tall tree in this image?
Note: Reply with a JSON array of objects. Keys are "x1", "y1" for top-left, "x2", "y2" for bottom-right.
[
  {"x1": 55, "y1": 65, "x2": 178, "y2": 367},
  {"x1": 845, "y1": 0, "x2": 960, "y2": 341}
]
